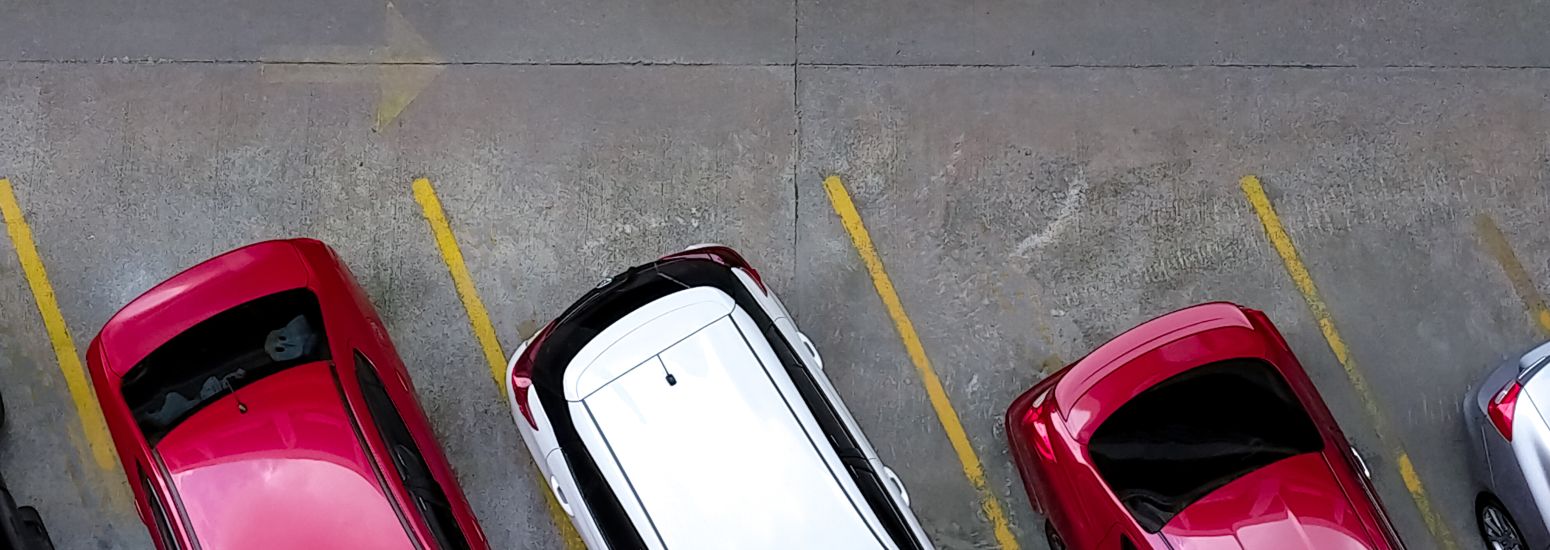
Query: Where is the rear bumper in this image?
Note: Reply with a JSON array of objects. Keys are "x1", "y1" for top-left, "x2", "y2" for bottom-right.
[
  {"x1": 1463, "y1": 358, "x2": 1519, "y2": 473},
  {"x1": 1461, "y1": 368, "x2": 1495, "y2": 486}
]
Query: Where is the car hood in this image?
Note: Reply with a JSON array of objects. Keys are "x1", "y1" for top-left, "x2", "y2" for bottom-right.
[
  {"x1": 155, "y1": 362, "x2": 416, "y2": 550},
  {"x1": 1161, "y1": 452, "x2": 1377, "y2": 550}
]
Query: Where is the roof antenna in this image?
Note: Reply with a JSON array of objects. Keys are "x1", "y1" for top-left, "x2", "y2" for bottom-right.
[{"x1": 223, "y1": 374, "x2": 249, "y2": 414}]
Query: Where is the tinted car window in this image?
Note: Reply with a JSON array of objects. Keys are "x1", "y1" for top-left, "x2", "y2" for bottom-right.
[
  {"x1": 122, "y1": 289, "x2": 328, "y2": 445},
  {"x1": 1088, "y1": 358, "x2": 1324, "y2": 532},
  {"x1": 355, "y1": 352, "x2": 469, "y2": 550}
]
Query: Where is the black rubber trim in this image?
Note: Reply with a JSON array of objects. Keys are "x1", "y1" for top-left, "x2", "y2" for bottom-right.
[
  {"x1": 151, "y1": 452, "x2": 200, "y2": 550},
  {"x1": 331, "y1": 362, "x2": 423, "y2": 550},
  {"x1": 354, "y1": 353, "x2": 470, "y2": 550}
]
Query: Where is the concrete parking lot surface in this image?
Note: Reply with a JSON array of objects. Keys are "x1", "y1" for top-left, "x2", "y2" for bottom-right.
[{"x1": 3, "y1": 2, "x2": 1550, "y2": 549}]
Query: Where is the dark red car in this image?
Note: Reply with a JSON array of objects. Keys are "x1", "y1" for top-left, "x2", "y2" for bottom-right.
[
  {"x1": 1006, "y1": 302, "x2": 1404, "y2": 549},
  {"x1": 87, "y1": 239, "x2": 488, "y2": 550}
]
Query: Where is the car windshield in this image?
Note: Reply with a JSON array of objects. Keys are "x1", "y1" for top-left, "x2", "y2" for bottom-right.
[
  {"x1": 1088, "y1": 358, "x2": 1324, "y2": 532},
  {"x1": 121, "y1": 289, "x2": 330, "y2": 445}
]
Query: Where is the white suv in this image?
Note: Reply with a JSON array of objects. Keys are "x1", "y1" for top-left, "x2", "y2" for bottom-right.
[{"x1": 505, "y1": 245, "x2": 934, "y2": 550}]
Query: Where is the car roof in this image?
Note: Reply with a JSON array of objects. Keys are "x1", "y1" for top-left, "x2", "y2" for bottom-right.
[
  {"x1": 154, "y1": 361, "x2": 416, "y2": 550},
  {"x1": 95, "y1": 239, "x2": 311, "y2": 376},
  {"x1": 562, "y1": 285, "x2": 737, "y2": 400},
  {"x1": 1054, "y1": 302, "x2": 1275, "y2": 440},
  {"x1": 569, "y1": 287, "x2": 889, "y2": 549},
  {"x1": 1161, "y1": 452, "x2": 1375, "y2": 549}
]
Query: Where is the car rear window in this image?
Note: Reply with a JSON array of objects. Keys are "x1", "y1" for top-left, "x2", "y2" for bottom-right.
[
  {"x1": 1088, "y1": 358, "x2": 1324, "y2": 532},
  {"x1": 121, "y1": 289, "x2": 330, "y2": 445}
]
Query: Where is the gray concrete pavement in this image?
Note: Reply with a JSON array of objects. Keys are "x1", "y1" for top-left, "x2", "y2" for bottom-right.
[
  {"x1": 798, "y1": 1, "x2": 1550, "y2": 66},
  {"x1": 798, "y1": 66, "x2": 1550, "y2": 549},
  {"x1": 3, "y1": 2, "x2": 1550, "y2": 550},
  {"x1": 1, "y1": 0, "x2": 793, "y2": 63}
]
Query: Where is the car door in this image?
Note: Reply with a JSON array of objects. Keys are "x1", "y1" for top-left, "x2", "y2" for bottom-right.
[
  {"x1": 137, "y1": 468, "x2": 183, "y2": 550},
  {"x1": 542, "y1": 449, "x2": 613, "y2": 549},
  {"x1": 1099, "y1": 527, "x2": 1137, "y2": 550},
  {"x1": 355, "y1": 352, "x2": 473, "y2": 550}
]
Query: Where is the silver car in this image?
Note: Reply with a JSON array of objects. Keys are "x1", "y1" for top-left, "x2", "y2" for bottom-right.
[{"x1": 1465, "y1": 341, "x2": 1550, "y2": 550}]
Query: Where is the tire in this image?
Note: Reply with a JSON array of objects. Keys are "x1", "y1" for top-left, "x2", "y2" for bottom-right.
[
  {"x1": 1044, "y1": 519, "x2": 1067, "y2": 550},
  {"x1": 17, "y1": 506, "x2": 54, "y2": 550},
  {"x1": 1478, "y1": 495, "x2": 1527, "y2": 550}
]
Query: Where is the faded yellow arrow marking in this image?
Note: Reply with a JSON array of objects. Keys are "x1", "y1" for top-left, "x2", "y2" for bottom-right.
[
  {"x1": 376, "y1": 2, "x2": 443, "y2": 131},
  {"x1": 261, "y1": 2, "x2": 444, "y2": 131}
]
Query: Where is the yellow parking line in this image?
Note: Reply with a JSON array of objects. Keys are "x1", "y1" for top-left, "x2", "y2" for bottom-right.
[
  {"x1": 824, "y1": 176, "x2": 1020, "y2": 550},
  {"x1": 1239, "y1": 175, "x2": 1456, "y2": 549},
  {"x1": 411, "y1": 177, "x2": 586, "y2": 550},
  {"x1": 412, "y1": 178, "x2": 508, "y2": 383},
  {"x1": 1474, "y1": 213, "x2": 1550, "y2": 336},
  {"x1": 0, "y1": 178, "x2": 117, "y2": 472}
]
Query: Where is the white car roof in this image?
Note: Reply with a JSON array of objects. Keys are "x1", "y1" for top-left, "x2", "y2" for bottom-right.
[
  {"x1": 562, "y1": 285, "x2": 737, "y2": 400},
  {"x1": 567, "y1": 287, "x2": 890, "y2": 550}
]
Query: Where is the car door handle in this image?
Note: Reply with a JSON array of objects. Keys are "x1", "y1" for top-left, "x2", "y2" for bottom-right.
[
  {"x1": 549, "y1": 476, "x2": 575, "y2": 516},
  {"x1": 798, "y1": 332, "x2": 824, "y2": 370},
  {"x1": 881, "y1": 465, "x2": 910, "y2": 507}
]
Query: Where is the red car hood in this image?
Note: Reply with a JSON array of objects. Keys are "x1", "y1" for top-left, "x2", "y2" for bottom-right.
[
  {"x1": 155, "y1": 362, "x2": 416, "y2": 550},
  {"x1": 1161, "y1": 452, "x2": 1377, "y2": 550}
]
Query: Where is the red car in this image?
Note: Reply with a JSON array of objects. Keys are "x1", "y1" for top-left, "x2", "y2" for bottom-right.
[
  {"x1": 1006, "y1": 302, "x2": 1404, "y2": 549},
  {"x1": 87, "y1": 239, "x2": 488, "y2": 550}
]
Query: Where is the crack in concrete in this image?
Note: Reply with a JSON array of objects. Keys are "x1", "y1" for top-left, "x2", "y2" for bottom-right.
[{"x1": 8, "y1": 58, "x2": 1550, "y2": 70}]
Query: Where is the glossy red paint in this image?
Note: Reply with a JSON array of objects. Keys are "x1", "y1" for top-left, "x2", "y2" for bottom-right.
[
  {"x1": 94, "y1": 240, "x2": 310, "y2": 376},
  {"x1": 1162, "y1": 453, "x2": 1374, "y2": 549},
  {"x1": 88, "y1": 239, "x2": 489, "y2": 550},
  {"x1": 156, "y1": 361, "x2": 416, "y2": 550},
  {"x1": 1005, "y1": 302, "x2": 1403, "y2": 550}
]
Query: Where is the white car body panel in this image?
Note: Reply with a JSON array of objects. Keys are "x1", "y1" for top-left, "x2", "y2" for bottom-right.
[
  {"x1": 563, "y1": 287, "x2": 735, "y2": 400},
  {"x1": 507, "y1": 260, "x2": 933, "y2": 549},
  {"x1": 508, "y1": 346, "x2": 612, "y2": 550},
  {"x1": 1522, "y1": 341, "x2": 1550, "y2": 370},
  {"x1": 578, "y1": 316, "x2": 885, "y2": 549}
]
